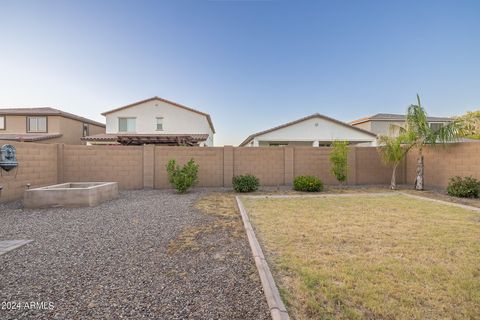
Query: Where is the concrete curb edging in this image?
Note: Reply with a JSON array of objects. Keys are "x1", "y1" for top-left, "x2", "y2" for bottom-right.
[
  {"x1": 235, "y1": 196, "x2": 290, "y2": 320},
  {"x1": 399, "y1": 192, "x2": 480, "y2": 212}
]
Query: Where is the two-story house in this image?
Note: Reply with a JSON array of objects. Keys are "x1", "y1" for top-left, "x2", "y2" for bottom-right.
[
  {"x1": 349, "y1": 113, "x2": 452, "y2": 137},
  {"x1": 0, "y1": 107, "x2": 105, "y2": 144},
  {"x1": 82, "y1": 97, "x2": 215, "y2": 146}
]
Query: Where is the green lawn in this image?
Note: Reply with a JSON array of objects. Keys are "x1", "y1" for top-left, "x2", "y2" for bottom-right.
[{"x1": 244, "y1": 194, "x2": 480, "y2": 320}]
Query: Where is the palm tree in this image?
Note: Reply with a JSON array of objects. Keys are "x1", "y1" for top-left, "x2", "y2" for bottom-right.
[
  {"x1": 377, "y1": 134, "x2": 411, "y2": 190},
  {"x1": 403, "y1": 95, "x2": 464, "y2": 190}
]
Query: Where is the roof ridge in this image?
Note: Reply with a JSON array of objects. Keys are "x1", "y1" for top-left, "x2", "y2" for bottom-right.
[
  {"x1": 239, "y1": 113, "x2": 377, "y2": 146},
  {"x1": 100, "y1": 96, "x2": 215, "y2": 133}
]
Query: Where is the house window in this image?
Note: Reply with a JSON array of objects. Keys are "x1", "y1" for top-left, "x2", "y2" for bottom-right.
[
  {"x1": 156, "y1": 117, "x2": 163, "y2": 131},
  {"x1": 27, "y1": 116, "x2": 47, "y2": 133},
  {"x1": 82, "y1": 123, "x2": 89, "y2": 137},
  {"x1": 118, "y1": 118, "x2": 136, "y2": 132},
  {"x1": 429, "y1": 122, "x2": 444, "y2": 132},
  {"x1": 0, "y1": 116, "x2": 4, "y2": 130}
]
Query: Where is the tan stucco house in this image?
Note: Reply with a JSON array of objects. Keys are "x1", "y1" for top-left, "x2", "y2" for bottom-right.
[
  {"x1": 349, "y1": 113, "x2": 452, "y2": 137},
  {"x1": 240, "y1": 113, "x2": 377, "y2": 147},
  {"x1": 82, "y1": 96, "x2": 215, "y2": 146},
  {"x1": 0, "y1": 107, "x2": 105, "y2": 144}
]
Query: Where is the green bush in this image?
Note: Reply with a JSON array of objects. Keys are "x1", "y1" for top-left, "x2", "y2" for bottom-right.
[
  {"x1": 166, "y1": 159, "x2": 199, "y2": 193},
  {"x1": 293, "y1": 176, "x2": 324, "y2": 192},
  {"x1": 446, "y1": 176, "x2": 480, "y2": 198},
  {"x1": 232, "y1": 174, "x2": 259, "y2": 193},
  {"x1": 330, "y1": 140, "x2": 349, "y2": 183}
]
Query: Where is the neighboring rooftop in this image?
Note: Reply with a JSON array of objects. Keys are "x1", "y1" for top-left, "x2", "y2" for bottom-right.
[
  {"x1": 350, "y1": 113, "x2": 453, "y2": 125},
  {"x1": 0, "y1": 107, "x2": 106, "y2": 127},
  {"x1": 101, "y1": 96, "x2": 215, "y2": 133},
  {"x1": 239, "y1": 113, "x2": 377, "y2": 146},
  {"x1": 0, "y1": 133, "x2": 63, "y2": 142}
]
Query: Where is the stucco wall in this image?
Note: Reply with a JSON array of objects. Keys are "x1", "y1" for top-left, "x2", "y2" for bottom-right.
[
  {"x1": 253, "y1": 116, "x2": 376, "y2": 144},
  {"x1": 0, "y1": 115, "x2": 105, "y2": 145},
  {"x1": 105, "y1": 99, "x2": 214, "y2": 146}
]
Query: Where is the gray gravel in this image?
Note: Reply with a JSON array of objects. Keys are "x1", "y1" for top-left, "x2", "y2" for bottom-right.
[{"x1": 0, "y1": 189, "x2": 269, "y2": 319}]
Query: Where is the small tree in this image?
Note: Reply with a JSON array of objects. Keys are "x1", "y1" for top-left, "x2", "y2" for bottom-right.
[
  {"x1": 166, "y1": 159, "x2": 199, "y2": 193},
  {"x1": 456, "y1": 110, "x2": 480, "y2": 139},
  {"x1": 329, "y1": 140, "x2": 349, "y2": 184},
  {"x1": 377, "y1": 135, "x2": 411, "y2": 189},
  {"x1": 402, "y1": 95, "x2": 464, "y2": 190}
]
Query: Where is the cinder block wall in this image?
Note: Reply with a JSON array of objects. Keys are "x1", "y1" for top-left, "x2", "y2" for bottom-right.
[
  {"x1": 405, "y1": 142, "x2": 480, "y2": 187},
  {"x1": 2, "y1": 141, "x2": 479, "y2": 203},
  {"x1": 154, "y1": 147, "x2": 225, "y2": 188},
  {"x1": 62, "y1": 145, "x2": 144, "y2": 189},
  {"x1": 0, "y1": 141, "x2": 58, "y2": 202}
]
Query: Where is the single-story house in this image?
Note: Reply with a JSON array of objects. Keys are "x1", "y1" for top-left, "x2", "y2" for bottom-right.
[{"x1": 239, "y1": 113, "x2": 377, "y2": 147}]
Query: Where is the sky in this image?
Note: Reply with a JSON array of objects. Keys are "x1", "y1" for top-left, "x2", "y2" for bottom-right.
[{"x1": 0, "y1": 0, "x2": 479, "y2": 146}]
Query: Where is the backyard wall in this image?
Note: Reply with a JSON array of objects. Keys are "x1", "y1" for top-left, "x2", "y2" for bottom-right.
[
  {"x1": 1, "y1": 141, "x2": 478, "y2": 202},
  {"x1": 405, "y1": 142, "x2": 480, "y2": 188},
  {"x1": 0, "y1": 141, "x2": 58, "y2": 202}
]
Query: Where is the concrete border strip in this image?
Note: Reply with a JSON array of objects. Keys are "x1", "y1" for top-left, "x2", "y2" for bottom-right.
[
  {"x1": 235, "y1": 196, "x2": 290, "y2": 320},
  {"x1": 243, "y1": 192, "x2": 396, "y2": 200},
  {"x1": 399, "y1": 192, "x2": 480, "y2": 212}
]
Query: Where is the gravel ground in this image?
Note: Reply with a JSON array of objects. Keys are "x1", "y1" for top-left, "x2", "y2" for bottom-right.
[{"x1": 0, "y1": 189, "x2": 269, "y2": 319}]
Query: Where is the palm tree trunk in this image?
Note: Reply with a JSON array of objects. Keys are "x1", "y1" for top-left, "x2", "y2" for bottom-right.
[
  {"x1": 390, "y1": 163, "x2": 398, "y2": 190},
  {"x1": 414, "y1": 149, "x2": 424, "y2": 190}
]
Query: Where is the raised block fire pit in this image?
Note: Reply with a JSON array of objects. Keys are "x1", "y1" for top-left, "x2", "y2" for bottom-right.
[{"x1": 24, "y1": 182, "x2": 118, "y2": 208}]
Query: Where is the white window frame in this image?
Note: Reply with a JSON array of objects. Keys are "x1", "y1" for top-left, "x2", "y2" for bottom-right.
[
  {"x1": 156, "y1": 117, "x2": 164, "y2": 131},
  {"x1": 82, "y1": 123, "x2": 89, "y2": 137},
  {"x1": 118, "y1": 117, "x2": 136, "y2": 133},
  {"x1": 0, "y1": 116, "x2": 5, "y2": 130},
  {"x1": 27, "y1": 116, "x2": 47, "y2": 133},
  {"x1": 429, "y1": 122, "x2": 444, "y2": 132}
]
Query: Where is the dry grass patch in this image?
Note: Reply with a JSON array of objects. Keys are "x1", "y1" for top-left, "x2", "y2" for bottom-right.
[
  {"x1": 244, "y1": 194, "x2": 480, "y2": 319},
  {"x1": 168, "y1": 193, "x2": 243, "y2": 254}
]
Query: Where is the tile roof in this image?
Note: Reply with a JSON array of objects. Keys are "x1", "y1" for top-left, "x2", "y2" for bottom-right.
[
  {"x1": 239, "y1": 113, "x2": 377, "y2": 146},
  {"x1": 100, "y1": 96, "x2": 215, "y2": 133},
  {"x1": 349, "y1": 113, "x2": 453, "y2": 125},
  {"x1": 0, "y1": 107, "x2": 105, "y2": 127},
  {"x1": 0, "y1": 133, "x2": 63, "y2": 142}
]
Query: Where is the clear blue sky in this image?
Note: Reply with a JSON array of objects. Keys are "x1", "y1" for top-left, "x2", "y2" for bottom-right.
[{"x1": 1, "y1": 0, "x2": 479, "y2": 145}]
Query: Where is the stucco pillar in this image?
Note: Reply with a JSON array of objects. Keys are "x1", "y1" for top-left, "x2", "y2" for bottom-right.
[
  {"x1": 223, "y1": 146, "x2": 234, "y2": 187},
  {"x1": 253, "y1": 139, "x2": 259, "y2": 147},
  {"x1": 312, "y1": 140, "x2": 320, "y2": 147},
  {"x1": 143, "y1": 145, "x2": 155, "y2": 189}
]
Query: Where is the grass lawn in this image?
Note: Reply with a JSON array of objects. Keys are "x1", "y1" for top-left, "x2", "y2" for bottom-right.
[{"x1": 244, "y1": 194, "x2": 480, "y2": 319}]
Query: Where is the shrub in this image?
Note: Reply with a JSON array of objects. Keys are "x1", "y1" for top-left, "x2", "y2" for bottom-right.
[
  {"x1": 330, "y1": 140, "x2": 349, "y2": 183},
  {"x1": 166, "y1": 159, "x2": 199, "y2": 193},
  {"x1": 293, "y1": 176, "x2": 324, "y2": 192},
  {"x1": 232, "y1": 174, "x2": 259, "y2": 193},
  {"x1": 446, "y1": 176, "x2": 480, "y2": 198}
]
